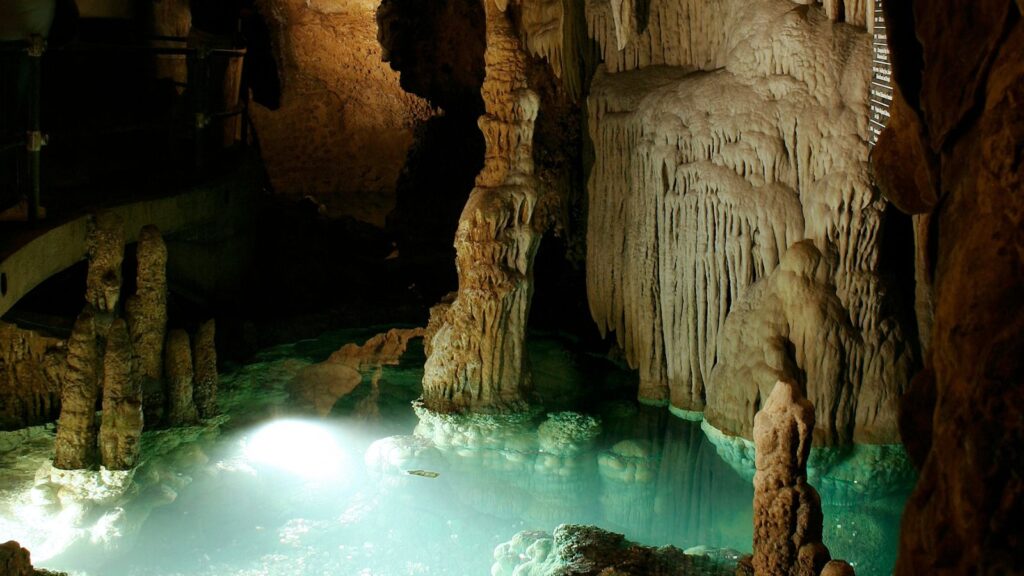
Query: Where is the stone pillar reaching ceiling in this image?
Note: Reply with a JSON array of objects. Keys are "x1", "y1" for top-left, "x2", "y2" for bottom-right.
[
  {"x1": 99, "y1": 318, "x2": 143, "y2": 470},
  {"x1": 53, "y1": 310, "x2": 99, "y2": 470},
  {"x1": 420, "y1": 0, "x2": 543, "y2": 413},
  {"x1": 125, "y1": 225, "x2": 168, "y2": 427}
]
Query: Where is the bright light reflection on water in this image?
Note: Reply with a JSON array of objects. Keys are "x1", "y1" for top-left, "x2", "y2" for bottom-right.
[{"x1": 3, "y1": 330, "x2": 911, "y2": 576}]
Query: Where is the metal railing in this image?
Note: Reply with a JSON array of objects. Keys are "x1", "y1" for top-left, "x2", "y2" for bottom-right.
[{"x1": 0, "y1": 34, "x2": 248, "y2": 222}]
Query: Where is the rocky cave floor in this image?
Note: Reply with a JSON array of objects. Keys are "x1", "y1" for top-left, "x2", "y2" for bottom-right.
[{"x1": 0, "y1": 328, "x2": 915, "y2": 575}]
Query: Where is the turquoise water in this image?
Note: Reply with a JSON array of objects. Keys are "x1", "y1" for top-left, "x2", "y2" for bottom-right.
[{"x1": 2, "y1": 328, "x2": 913, "y2": 575}]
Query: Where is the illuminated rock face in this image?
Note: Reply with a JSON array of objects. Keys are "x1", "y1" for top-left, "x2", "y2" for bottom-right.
[
  {"x1": 584, "y1": 0, "x2": 914, "y2": 444},
  {"x1": 54, "y1": 311, "x2": 99, "y2": 470},
  {"x1": 421, "y1": 0, "x2": 543, "y2": 413},
  {"x1": 99, "y1": 319, "x2": 142, "y2": 470},
  {"x1": 125, "y1": 225, "x2": 168, "y2": 427}
]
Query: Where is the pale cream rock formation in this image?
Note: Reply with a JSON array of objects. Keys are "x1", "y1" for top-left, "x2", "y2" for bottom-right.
[
  {"x1": 752, "y1": 380, "x2": 854, "y2": 576},
  {"x1": 192, "y1": 319, "x2": 217, "y2": 419},
  {"x1": 163, "y1": 330, "x2": 198, "y2": 426},
  {"x1": 125, "y1": 225, "x2": 168, "y2": 426},
  {"x1": 84, "y1": 212, "x2": 125, "y2": 315},
  {"x1": 54, "y1": 311, "x2": 99, "y2": 470},
  {"x1": 99, "y1": 319, "x2": 143, "y2": 470},
  {"x1": 421, "y1": 0, "x2": 544, "y2": 413},
  {"x1": 584, "y1": 0, "x2": 913, "y2": 443}
]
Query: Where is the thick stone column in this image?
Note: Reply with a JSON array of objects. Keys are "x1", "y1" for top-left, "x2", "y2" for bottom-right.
[
  {"x1": 125, "y1": 225, "x2": 168, "y2": 426},
  {"x1": 421, "y1": 0, "x2": 542, "y2": 413},
  {"x1": 53, "y1": 310, "x2": 99, "y2": 470},
  {"x1": 99, "y1": 319, "x2": 143, "y2": 470}
]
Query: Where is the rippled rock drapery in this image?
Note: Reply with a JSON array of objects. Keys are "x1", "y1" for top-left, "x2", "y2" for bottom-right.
[
  {"x1": 421, "y1": 0, "x2": 544, "y2": 413},
  {"x1": 0, "y1": 322, "x2": 65, "y2": 431},
  {"x1": 99, "y1": 319, "x2": 142, "y2": 470},
  {"x1": 53, "y1": 311, "x2": 99, "y2": 470},
  {"x1": 583, "y1": 0, "x2": 914, "y2": 444},
  {"x1": 870, "y1": 1, "x2": 1024, "y2": 573},
  {"x1": 125, "y1": 225, "x2": 168, "y2": 427}
]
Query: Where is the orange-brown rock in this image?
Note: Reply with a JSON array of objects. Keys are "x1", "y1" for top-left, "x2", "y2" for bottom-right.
[
  {"x1": 84, "y1": 212, "x2": 125, "y2": 314},
  {"x1": 53, "y1": 310, "x2": 99, "y2": 470},
  {"x1": 876, "y1": 2, "x2": 1024, "y2": 574},
  {"x1": 99, "y1": 319, "x2": 142, "y2": 470},
  {"x1": 327, "y1": 327, "x2": 425, "y2": 370}
]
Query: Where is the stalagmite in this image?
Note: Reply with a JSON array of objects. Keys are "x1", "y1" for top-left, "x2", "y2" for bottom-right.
[
  {"x1": 583, "y1": 0, "x2": 914, "y2": 442},
  {"x1": 164, "y1": 329, "x2": 198, "y2": 426},
  {"x1": 752, "y1": 380, "x2": 838, "y2": 576},
  {"x1": 125, "y1": 225, "x2": 168, "y2": 426},
  {"x1": 192, "y1": 319, "x2": 218, "y2": 419},
  {"x1": 99, "y1": 319, "x2": 143, "y2": 470},
  {"x1": 53, "y1": 310, "x2": 99, "y2": 470},
  {"x1": 84, "y1": 212, "x2": 125, "y2": 316},
  {"x1": 421, "y1": 0, "x2": 544, "y2": 413}
]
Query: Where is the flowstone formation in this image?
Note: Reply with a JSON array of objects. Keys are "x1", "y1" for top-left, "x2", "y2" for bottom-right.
[
  {"x1": 421, "y1": 0, "x2": 545, "y2": 413},
  {"x1": 584, "y1": 0, "x2": 914, "y2": 445}
]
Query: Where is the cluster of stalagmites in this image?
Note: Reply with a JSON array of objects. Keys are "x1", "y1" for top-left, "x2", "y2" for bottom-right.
[
  {"x1": 53, "y1": 213, "x2": 218, "y2": 472},
  {"x1": 582, "y1": 0, "x2": 915, "y2": 446}
]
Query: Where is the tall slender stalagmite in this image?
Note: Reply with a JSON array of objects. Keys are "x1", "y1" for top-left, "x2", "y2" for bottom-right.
[
  {"x1": 53, "y1": 311, "x2": 99, "y2": 470},
  {"x1": 164, "y1": 329, "x2": 198, "y2": 426},
  {"x1": 99, "y1": 319, "x2": 143, "y2": 470},
  {"x1": 125, "y1": 225, "x2": 168, "y2": 426},
  {"x1": 192, "y1": 319, "x2": 218, "y2": 419},
  {"x1": 84, "y1": 212, "x2": 125, "y2": 317},
  {"x1": 421, "y1": 0, "x2": 543, "y2": 413}
]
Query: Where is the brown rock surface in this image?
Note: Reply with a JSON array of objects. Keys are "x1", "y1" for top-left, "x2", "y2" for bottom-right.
[
  {"x1": 53, "y1": 310, "x2": 99, "y2": 470},
  {"x1": 99, "y1": 319, "x2": 142, "y2": 470},
  {"x1": 875, "y1": 1, "x2": 1024, "y2": 574},
  {"x1": 84, "y1": 212, "x2": 125, "y2": 314},
  {"x1": 0, "y1": 541, "x2": 33, "y2": 576},
  {"x1": 327, "y1": 327, "x2": 425, "y2": 370},
  {"x1": 0, "y1": 321, "x2": 64, "y2": 430},
  {"x1": 164, "y1": 329, "x2": 198, "y2": 426},
  {"x1": 192, "y1": 319, "x2": 218, "y2": 419},
  {"x1": 125, "y1": 225, "x2": 168, "y2": 427},
  {"x1": 420, "y1": 0, "x2": 544, "y2": 413},
  {"x1": 250, "y1": 0, "x2": 433, "y2": 226},
  {"x1": 752, "y1": 380, "x2": 830, "y2": 576}
]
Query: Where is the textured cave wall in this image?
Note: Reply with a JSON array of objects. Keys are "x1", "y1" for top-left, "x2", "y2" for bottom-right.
[
  {"x1": 584, "y1": 0, "x2": 915, "y2": 445},
  {"x1": 871, "y1": 1, "x2": 1024, "y2": 573},
  {"x1": 250, "y1": 0, "x2": 434, "y2": 226}
]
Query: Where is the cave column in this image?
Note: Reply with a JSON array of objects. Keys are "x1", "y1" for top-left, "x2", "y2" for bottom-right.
[{"x1": 421, "y1": 0, "x2": 542, "y2": 413}]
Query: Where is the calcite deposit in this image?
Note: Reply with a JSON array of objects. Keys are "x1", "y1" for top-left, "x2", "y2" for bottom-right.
[
  {"x1": 98, "y1": 319, "x2": 142, "y2": 470},
  {"x1": 584, "y1": 0, "x2": 914, "y2": 444},
  {"x1": 192, "y1": 319, "x2": 218, "y2": 419},
  {"x1": 84, "y1": 212, "x2": 125, "y2": 315},
  {"x1": 0, "y1": 322, "x2": 64, "y2": 431},
  {"x1": 53, "y1": 311, "x2": 99, "y2": 470},
  {"x1": 163, "y1": 330, "x2": 198, "y2": 426},
  {"x1": 871, "y1": 1, "x2": 1024, "y2": 573},
  {"x1": 421, "y1": 0, "x2": 545, "y2": 413},
  {"x1": 125, "y1": 225, "x2": 168, "y2": 426}
]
